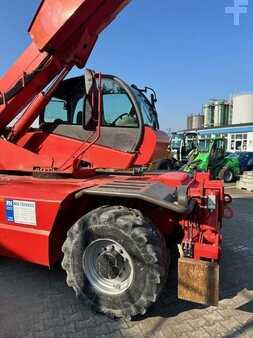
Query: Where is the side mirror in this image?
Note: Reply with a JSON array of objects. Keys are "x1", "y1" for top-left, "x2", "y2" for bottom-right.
[
  {"x1": 83, "y1": 70, "x2": 103, "y2": 132},
  {"x1": 84, "y1": 69, "x2": 98, "y2": 130}
]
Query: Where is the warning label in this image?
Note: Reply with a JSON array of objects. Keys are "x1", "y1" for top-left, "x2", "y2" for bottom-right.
[{"x1": 5, "y1": 200, "x2": 37, "y2": 226}]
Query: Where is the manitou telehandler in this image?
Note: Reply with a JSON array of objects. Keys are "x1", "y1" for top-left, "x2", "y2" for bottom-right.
[{"x1": 0, "y1": 0, "x2": 231, "y2": 319}]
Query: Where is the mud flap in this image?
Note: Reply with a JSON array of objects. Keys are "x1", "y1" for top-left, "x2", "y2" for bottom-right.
[{"x1": 178, "y1": 257, "x2": 219, "y2": 306}]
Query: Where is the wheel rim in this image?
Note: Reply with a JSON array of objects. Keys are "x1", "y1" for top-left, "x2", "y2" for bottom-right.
[
  {"x1": 83, "y1": 239, "x2": 134, "y2": 295},
  {"x1": 224, "y1": 170, "x2": 233, "y2": 182}
]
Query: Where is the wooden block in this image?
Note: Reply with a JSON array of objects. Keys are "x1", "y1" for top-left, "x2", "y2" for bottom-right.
[{"x1": 178, "y1": 258, "x2": 219, "y2": 306}]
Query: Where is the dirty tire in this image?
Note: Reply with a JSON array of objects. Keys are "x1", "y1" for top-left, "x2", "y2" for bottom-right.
[
  {"x1": 219, "y1": 167, "x2": 234, "y2": 183},
  {"x1": 62, "y1": 205, "x2": 169, "y2": 319}
]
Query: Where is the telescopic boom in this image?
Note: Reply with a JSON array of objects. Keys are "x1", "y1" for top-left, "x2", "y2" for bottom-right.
[{"x1": 0, "y1": 0, "x2": 130, "y2": 132}]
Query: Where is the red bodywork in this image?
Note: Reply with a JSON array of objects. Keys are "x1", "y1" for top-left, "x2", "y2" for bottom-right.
[
  {"x1": 0, "y1": 171, "x2": 224, "y2": 267},
  {"x1": 11, "y1": 126, "x2": 168, "y2": 171},
  {"x1": 0, "y1": 0, "x2": 226, "y2": 269}
]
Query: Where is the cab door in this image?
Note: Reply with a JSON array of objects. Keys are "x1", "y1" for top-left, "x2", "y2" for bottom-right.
[
  {"x1": 208, "y1": 139, "x2": 226, "y2": 173},
  {"x1": 94, "y1": 75, "x2": 143, "y2": 153},
  {"x1": 41, "y1": 72, "x2": 143, "y2": 154}
]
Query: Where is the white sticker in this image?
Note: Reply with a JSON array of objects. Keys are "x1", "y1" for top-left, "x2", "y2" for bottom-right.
[
  {"x1": 12, "y1": 200, "x2": 36, "y2": 226},
  {"x1": 208, "y1": 195, "x2": 216, "y2": 210}
]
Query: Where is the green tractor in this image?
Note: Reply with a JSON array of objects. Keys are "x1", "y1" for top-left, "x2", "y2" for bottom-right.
[{"x1": 182, "y1": 137, "x2": 240, "y2": 183}]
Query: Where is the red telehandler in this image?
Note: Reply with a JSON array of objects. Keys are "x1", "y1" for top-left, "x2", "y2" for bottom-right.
[{"x1": 0, "y1": 0, "x2": 230, "y2": 319}]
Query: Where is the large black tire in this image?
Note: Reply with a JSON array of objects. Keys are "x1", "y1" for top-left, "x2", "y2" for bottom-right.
[
  {"x1": 62, "y1": 205, "x2": 169, "y2": 319},
  {"x1": 219, "y1": 167, "x2": 234, "y2": 183}
]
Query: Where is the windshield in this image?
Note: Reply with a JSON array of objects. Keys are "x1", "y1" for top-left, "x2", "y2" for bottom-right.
[
  {"x1": 198, "y1": 139, "x2": 211, "y2": 152},
  {"x1": 171, "y1": 134, "x2": 183, "y2": 149},
  {"x1": 131, "y1": 87, "x2": 159, "y2": 129},
  {"x1": 101, "y1": 78, "x2": 138, "y2": 127},
  {"x1": 185, "y1": 136, "x2": 198, "y2": 151}
]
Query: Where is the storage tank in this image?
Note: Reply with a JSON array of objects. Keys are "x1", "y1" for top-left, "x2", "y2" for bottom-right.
[
  {"x1": 198, "y1": 114, "x2": 204, "y2": 128},
  {"x1": 228, "y1": 103, "x2": 233, "y2": 125},
  {"x1": 213, "y1": 100, "x2": 230, "y2": 127},
  {"x1": 203, "y1": 102, "x2": 214, "y2": 128},
  {"x1": 232, "y1": 94, "x2": 253, "y2": 125},
  {"x1": 192, "y1": 114, "x2": 204, "y2": 129},
  {"x1": 214, "y1": 100, "x2": 223, "y2": 127},
  {"x1": 224, "y1": 101, "x2": 231, "y2": 126},
  {"x1": 187, "y1": 114, "x2": 193, "y2": 130}
]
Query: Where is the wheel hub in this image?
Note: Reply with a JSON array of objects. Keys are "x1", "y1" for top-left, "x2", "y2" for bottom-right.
[
  {"x1": 224, "y1": 170, "x2": 233, "y2": 182},
  {"x1": 96, "y1": 249, "x2": 125, "y2": 280},
  {"x1": 83, "y1": 239, "x2": 134, "y2": 295}
]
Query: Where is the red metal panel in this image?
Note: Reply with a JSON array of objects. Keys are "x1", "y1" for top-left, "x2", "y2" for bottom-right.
[
  {"x1": 17, "y1": 132, "x2": 135, "y2": 170},
  {"x1": 0, "y1": 176, "x2": 82, "y2": 265},
  {"x1": 155, "y1": 172, "x2": 191, "y2": 188},
  {"x1": 29, "y1": 0, "x2": 130, "y2": 52},
  {"x1": 29, "y1": 0, "x2": 102, "y2": 51},
  {"x1": 0, "y1": 140, "x2": 52, "y2": 171},
  {"x1": 0, "y1": 197, "x2": 60, "y2": 265},
  {"x1": 0, "y1": 225, "x2": 50, "y2": 266},
  {"x1": 16, "y1": 127, "x2": 168, "y2": 171},
  {"x1": 134, "y1": 128, "x2": 169, "y2": 166}
]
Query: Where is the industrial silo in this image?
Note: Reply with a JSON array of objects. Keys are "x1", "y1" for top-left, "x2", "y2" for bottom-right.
[
  {"x1": 232, "y1": 94, "x2": 253, "y2": 125},
  {"x1": 203, "y1": 102, "x2": 214, "y2": 128},
  {"x1": 198, "y1": 114, "x2": 204, "y2": 128},
  {"x1": 187, "y1": 114, "x2": 193, "y2": 130},
  {"x1": 212, "y1": 100, "x2": 230, "y2": 127},
  {"x1": 225, "y1": 102, "x2": 230, "y2": 125},
  {"x1": 213, "y1": 100, "x2": 226, "y2": 127},
  {"x1": 192, "y1": 114, "x2": 204, "y2": 129},
  {"x1": 228, "y1": 103, "x2": 233, "y2": 125},
  {"x1": 203, "y1": 104, "x2": 209, "y2": 128}
]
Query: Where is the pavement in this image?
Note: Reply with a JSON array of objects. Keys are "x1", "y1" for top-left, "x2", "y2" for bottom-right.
[{"x1": 1, "y1": 186, "x2": 253, "y2": 338}]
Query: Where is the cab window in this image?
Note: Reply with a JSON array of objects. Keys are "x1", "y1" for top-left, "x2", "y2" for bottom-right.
[
  {"x1": 102, "y1": 78, "x2": 138, "y2": 128},
  {"x1": 73, "y1": 96, "x2": 84, "y2": 125},
  {"x1": 44, "y1": 99, "x2": 68, "y2": 123},
  {"x1": 131, "y1": 87, "x2": 157, "y2": 128},
  {"x1": 210, "y1": 140, "x2": 225, "y2": 161}
]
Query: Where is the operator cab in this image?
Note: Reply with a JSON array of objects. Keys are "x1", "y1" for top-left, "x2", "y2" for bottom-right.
[
  {"x1": 39, "y1": 70, "x2": 166, "y2": 158},
  {"x1": 171, "y1": 132, "x2": 198, "y2": 162},
  {"x1": 198, "y1": 138, "x2": 226, "y2": 156}
]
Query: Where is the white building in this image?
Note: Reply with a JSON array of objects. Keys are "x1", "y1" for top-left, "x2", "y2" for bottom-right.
[{"x1": 197, "y1": 124, "x2": 253, "y2": 152}]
